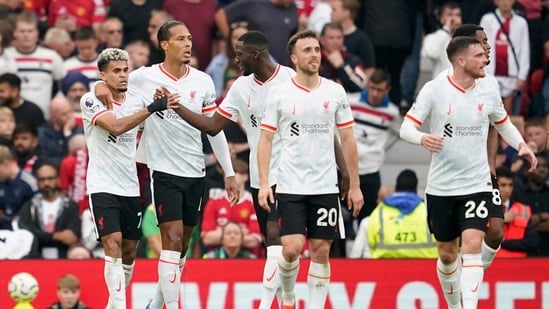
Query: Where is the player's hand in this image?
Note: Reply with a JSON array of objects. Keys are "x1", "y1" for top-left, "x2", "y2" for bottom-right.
[
  {"x1": 258, "y1": 184, "x2": 274, "y2": 212},
  {"x1": 224, "y1": 176, "x2": 240, "y2": 206},
  {"x1": 420, "y1": 134, "x2": 444, "y2": 153},
  {"x1": 160, "y1": 86, "x2": 181, "y2": 109},
  {"x1": 339, "y1": 170, "x2": 350, "y2": 200},
  {"x1": 95, "y1": 82, "x2": 114, "y2": 110},
  {"x1": 518, "y1": 142, "x2": 537, "y2": 172},
  {"x1": 346, "y1": 186, "x2": 364, "y2": 217}
]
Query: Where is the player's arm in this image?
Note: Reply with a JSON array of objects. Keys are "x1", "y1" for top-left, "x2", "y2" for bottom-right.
[
  {"x1": 487, "y1": 126, "x2": 499, "y2": 176},
  {"x1": 94, "y1": 95, "x2": 176, "y2": 136},
  {"x1": 493, "y1": 117, "x2": 537, "y2": 172},
  {"x1": 173, "y1": 105, "x2": 230, "y2": 136},
  {"x1": 207, "y1": 132, "x2": 239, "y2": 205},
  {"x1": 334, "y1": 136, "x2": 349, "y2": 199},
  {"x1": 257, "y1": 129, "x2": 275, "y2": 212},
  {"x1": 339, "y1": 126, "x2": 364, "y2": 216}
]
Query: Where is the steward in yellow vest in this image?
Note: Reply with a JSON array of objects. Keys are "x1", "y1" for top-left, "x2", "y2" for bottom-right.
[{"x1": 367, "y1": 170, "x2": 437, "y2": 259}]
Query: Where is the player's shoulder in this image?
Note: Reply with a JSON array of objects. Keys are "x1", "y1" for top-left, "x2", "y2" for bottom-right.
[
  {"x1": 189, "y1": 66, "x2": 214, "y2": 82},
  {"x1": 80, "y1": 91, "x2": 97, "y2": 105},
  {"x1": 128, "y1": 65, "x2": 150, "y2": 82},
  {"x1": 278, "y1": 65, "x2": 296, "y2": 78},
  {"x1": 321, "y1": 77, "x2": 346, "y2": 93},
  {"x1": 231, "y1": 74, "x2": 254, "y2": 88},
  {"x1": 80, "y1": 92, "x2": 102, "y2": 111},
  {"x1": 478, "y1": 74, "x2": 499, "y2": 90}
]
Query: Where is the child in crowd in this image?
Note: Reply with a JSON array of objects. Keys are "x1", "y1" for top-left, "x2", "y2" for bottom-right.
[{"x1": 48, "y1": 274, "x2": 90, "y2": 309}]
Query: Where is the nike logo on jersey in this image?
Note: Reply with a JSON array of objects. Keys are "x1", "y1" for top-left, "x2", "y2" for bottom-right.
[
  {"x1": 0, "y1": 237, "x2": 6, "y2": 243},
  {"x1": 291, "y1": 104, "x2": 296, "y2": 115},
  {"x1": 448, "y1": 284, "x2": 454, "y2": 294},
  {"x1": 115, "y1": 280, "x2": 122, "y2": 292},
  {"x1": 169, "y1": 271, "x2": 177, "y2": 284},
  {"x1": 446, "y1": 105, "x2": 452, "y2": 115},
  {"x1": 266, "y1": 268, "x2": 277, "y2": 282},
  {"x1": 471, "y1": 282, "x2": 479, "y2": 293}
]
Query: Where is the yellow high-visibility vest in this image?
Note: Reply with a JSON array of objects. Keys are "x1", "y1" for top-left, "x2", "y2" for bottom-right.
[{"x1": 367, "y1": 200, "x2": 437, "y2": 259}]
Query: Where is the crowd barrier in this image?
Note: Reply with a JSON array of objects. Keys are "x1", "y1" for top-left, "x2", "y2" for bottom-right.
[{"x1": 1, "y1": 258, "x2": 548, "y2": 308}]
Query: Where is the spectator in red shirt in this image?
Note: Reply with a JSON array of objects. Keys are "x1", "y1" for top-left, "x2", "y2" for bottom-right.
[
  {"x1": 201, "y1": 158, "x2": 262, "y2": 256},
  {"x1": 47, "y1": 0, "x2": 106, "y2": 34},
  {"x1": 58, "y1": 133, "x2": 88, "y2": 213}
]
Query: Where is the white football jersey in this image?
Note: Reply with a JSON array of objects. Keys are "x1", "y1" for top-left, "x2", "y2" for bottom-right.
[
  {"x1": 64, "y1": 56, "x2": 100, "y2": 85},
  {"x1": 5, "y1": 46, "x2": 66, "y2": 117},
  {"x1": 81, "y1": 92, "x2": 140, "y2": 196},
  {"x1": 261, "y1": 77, "x2": 355, "y2": 195},
  {"x1": 405, "y1": 74, "x2": 508, "y2": 196},
  {"x1": 348, "y1": 92, "x2": 401, "y2": 175},
  {"x1": 217, "y1": 64, "x2": 295, "y2": 188},
  {"x1": 128, "y1": 64, "x2": 217, "y2": 177}
]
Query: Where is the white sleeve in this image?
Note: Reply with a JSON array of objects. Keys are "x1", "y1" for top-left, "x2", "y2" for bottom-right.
[
  {"x1": 207, "y1": 131, "x2": 235, "y2": 177},
  {"x1": 494, "y1": 117, "x2": 525, "y2": 150},
  {"x1": 400, "y1": 119, "x2": 425, "y2": 145}
]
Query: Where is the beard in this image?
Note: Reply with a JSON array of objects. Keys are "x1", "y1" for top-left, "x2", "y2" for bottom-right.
[
  {"x1": 40, "y1": 186, "x2": 58, "y2": 198},
  {"x1": 464, "y1": 65, "x2": 485, "y2": 79},
  {"x1": 14, "y1": 147, "x2": 31, "y2": 158},
  {"x1": 0, "y1": 96, "x2": 16, "y2": 106},
  {"x1": 116, "y1": 87, "x2": 127, "y2": 93}
]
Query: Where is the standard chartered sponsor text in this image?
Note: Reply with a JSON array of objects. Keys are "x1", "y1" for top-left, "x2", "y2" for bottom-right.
[
  {"x1": 302, "y1": 123, "x2": 330, "y2": 134},
  {"x1": 455, "y1": 126, "x2": 482, "y2": 137}
]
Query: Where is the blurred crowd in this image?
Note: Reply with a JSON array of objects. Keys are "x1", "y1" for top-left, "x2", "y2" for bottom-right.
[{"x1": 0, "y1": 0, "x2": 549, "y2": 261}]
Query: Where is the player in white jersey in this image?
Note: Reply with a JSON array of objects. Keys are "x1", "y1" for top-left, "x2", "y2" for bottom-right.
[
  {"x1": 99, "y1": 21, "x2": 237, "y2": 309},
  {"x1": 81, "y1": 48, "x2": 179, "y2": 309},
  {"x1": 5, "y1": 12, "x2": 65, "y2": 118},
  {"x1": 163, "y1": 30, "x2": 294, "y2": 308},
  {"x1": 450, "y1": 24, "x2": 507, "y2": 282},
  {"x1": 257, "y1": 30, "x2": 363, "y2": 309},
  {"x1": 400, "y1": 37, "x2": 537, "y2": 309}
]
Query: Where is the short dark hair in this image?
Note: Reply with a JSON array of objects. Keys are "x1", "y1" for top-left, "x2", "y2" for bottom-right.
[
  {"x1": 452, "y1": 24, "x2": 483, "y2": 39},
  {"x1": 524, "y1": 116, "x2": 546, "y2": 130},
  {"x1": 287, "y1": 30, "x2": 318, "y2": 56},
  {"x1": 157, "y1": 20, "x2": 186, "y2": 50},
  {"x1": 495, "y1": 166, "x2": 514, "y2": 180},
  {"x1": 446, "y1": 36, "x2": 481, "y2": 63},
  {"x1": 369, "y1": 69, "x2": 391, "y2": 86},
  {"x1": 74, "y1": 26, "x2": 96, "y2": 41},
  {"x1": 238, "y1": 30, "x2": 269, "y2": 50},
  {"x1": 320, "y1": 22, "x2": 343, "y2": 36},
  {"x1": 33, "y1": 159, "x2": 59, "y2": 176},
  {"x1": 0, "y1": 73, "x2": 21, "y2": 89},
  {"x1": 13, "y1": 122, "x2": 38, "y2": 138},
  {"x1": 395, "y1": 169, "x2": 418, "y2": 192}
]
